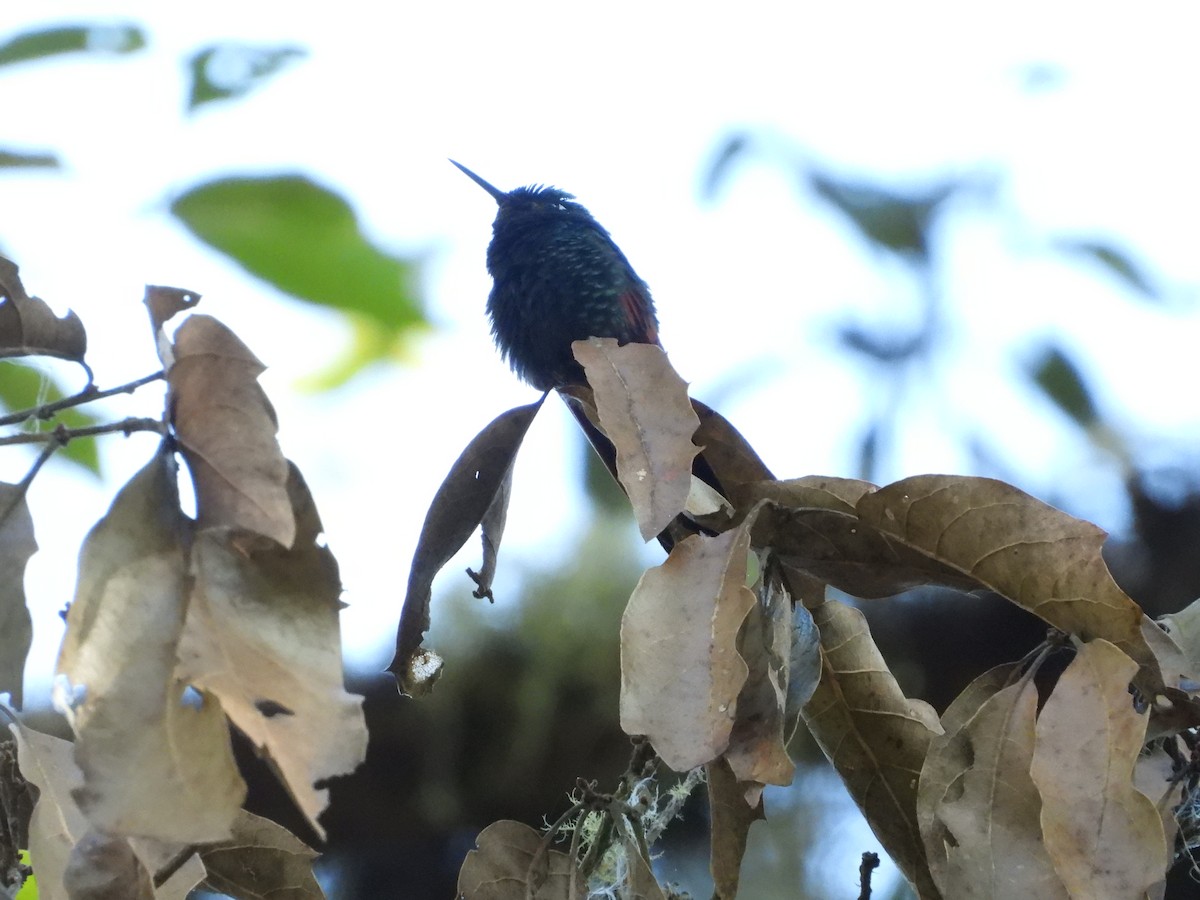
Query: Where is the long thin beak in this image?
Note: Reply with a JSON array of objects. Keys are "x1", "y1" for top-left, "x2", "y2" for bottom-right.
[{"x1": 449, "y1": 160, "x2": 506, "y2": 203}]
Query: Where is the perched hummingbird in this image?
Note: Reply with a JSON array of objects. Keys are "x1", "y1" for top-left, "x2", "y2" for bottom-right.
[{"x1": 450, "y1": 160, "x2": 659, "y2": 391}]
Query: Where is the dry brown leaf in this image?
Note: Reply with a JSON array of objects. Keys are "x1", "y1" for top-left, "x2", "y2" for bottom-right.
[
  {"x1": 142, "y1": 284, "x2": 201, "y2": 368},
  {"x1": 622, "y1": 837, "x2": 668, "y2": 900},
  {"x1": 917, "y1": 664, "x2": 1014, "y2": 866},
  {"x1": 707, "y1": 756, "x2": 765, "y2": 900},
  {"x1": 1159, "y1": 599, "x2": 1200, "y2": 686},
  {"x1": 200, "y1": 809, "x2": 325, "y2": 900},
  {"x1": 57, "y1": 447, "x2": 243, "y2": 842},
  {"x1": 1133, "y1": 743, "x2": 1179, "y2": 900},
  {"x1": 62, "y1": 829, "x2": 155, "y2": 900},
  {"x1": 620, "y1": 523, "x2": 757, "y2": 772},
  {"x1": 168, "y1": 314, "x2": 293, "y2": 547},
  {"x1": 391, "y1": 397, "x2": 545, "y2": 695},
  {"x1": 690, "y1": 399, "x2": 774, "y2": 495},
  {"x1": 9, "y1": 723, "x2": 88, "y2": 900},
  {"x1": 0, "y1": 256, "x2": 87, "y2": 365},
  {"x1": 0, "y1": 483, "x2": 36, "y2": 708},
  {"x1": 801, "y1": 599, "x2": 942, "y2": 898},
  {"x1": 920, "y1": 666, "x2": 1068, "y2": 899},
  {"x1": 1030, "y1": 639, "x2": 1168, "y2": 898},
  {"x1": 572, "y1": 338, "x2": 700, "y2": 541},
  {"x1": 177, "y1": 464, "x2": 366, "y2": 839},
  {"x1": 860, "y1": 477, "x2": 1156, "y2": 684},
  {"x1": 723, "y1": 571, "x2": 796, "y2": 801},
  {"x1": 457, "y1": 820, "x2": 583, "y2": 900}
]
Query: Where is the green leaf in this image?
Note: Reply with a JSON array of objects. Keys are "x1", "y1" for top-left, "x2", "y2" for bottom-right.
[
  {"x1": 1029, "y1": 344, "x2": 1098, "y2": 428},
  {"x1": 0, "y1": 362, "x2": 101, "y2": 475},
  {"x1": 0, "y1": 24, "x2": 146, "y2": 68},
  {"x1": 1053, "y1": 237, "x2": 1160, "y2": 301},
  {"x1": 0, "y1": 149, "x2": 59, "y2": 169},
  {"x1": 170, "y1": 175, "x2": 425, "y2": 331},
  {"x1": 186, "y1": 43, "x2": 307, "y2": 112}
]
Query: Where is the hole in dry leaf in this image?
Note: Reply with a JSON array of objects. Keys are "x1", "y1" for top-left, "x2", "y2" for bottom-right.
[
  {"x1": 51, "y1": 674, "x2": 86, "y2": 715},
  {"x1": 255, "y1": 698, "x2": 295, "y2": 718},
  {"x1": 180, "y1": 685, "x2": 205, "y2": 709}
]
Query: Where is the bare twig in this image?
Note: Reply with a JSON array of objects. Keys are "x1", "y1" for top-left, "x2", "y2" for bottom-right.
[
  {"x1": 0, "y1": 440, "x2": 57, "y2": 530},
  {"x1": 858, "y1": 851, "x2": 880, "y2": 900},
  {"x1": 0, "y1": 417, "x2": 163, "y2": 447},
  {"x1": 0, "y1": 370, "x2": 164, "y2": 428}
]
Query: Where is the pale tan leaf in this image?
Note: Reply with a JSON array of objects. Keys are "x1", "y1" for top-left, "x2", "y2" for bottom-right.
[
  {"x1": 62, "y1": 829, "x2": 154, "y2": 900},
  {"x1": 168, "y1": 314, "x2": 293, "y2": 546},
  {"x1": 723, "y1": 572, "x2": 796, "y2": 797},
  {"x1": 1031, "y1": 639, "x2": 1168, "y2": 898},
  {"x1": 0, "y1": 483, "x2": 36, "y2": 708},
  {"x1": 572, "y1": 338, "x2": 700, "y2": 541},
  {"x1": 620, "y1": 522, "x2": 757, "y2": 771},
  {"x1": 57, "y1": 446, "x2": 243, "y2": 842},
  {"x1": 177, "y1": 464, "x2": 366, "y2": 838},
  {"x1": 457, "y1": 820, "x2": 583, "y2": 900},
  {"x1": 9, "y1": 723, "x2": 88, "y2": 900},
  {"x1": 800, "y1": 599, "x2": 942, "y2": 897},
  {"x1": 707, "y1": 756, "x2": 765, "y2": 900},
  {"x1": 0, "y1": 256, "x2": 87, "y2": 364},
  {"x1": 1159, "y1": 599, "x2": 1200, "y2": 686},
  {"x1": 200, "y1": 809, "x2": 325, "y2": 900},
  {"x1": 917, "y1": 664, "x2": 1014, "y2": 864},
  {"x1": 1133, "y1": 743, "x2": 1179, "y2": 899},
  {"x1": 920, "y1": 667, "x2": 1068, "y2": 899}
]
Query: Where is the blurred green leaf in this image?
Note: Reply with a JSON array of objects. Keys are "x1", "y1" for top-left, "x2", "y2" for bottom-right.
[
  {"x1": 1053, "y1": 237, "x2": 1160, "y2": 301},
  {"x1": 295, "y1": 315, "x2": 423, "y2": 392},
  {"x1": 0, "y1": 24, "x2": 145, "y2": 68},
  {"x1": 1029, "y1": 344, "x2": 1098, "y2": 428},
  {"x1": 0, "y1": 149, "x2": 59, "y2": 169},
  {"x1": 171, "y1": 175, "x2": 425, "y2": 332},
  {"x1": 0, "y1": 362, "x2": 101, "y2": 475},
  {"x1": 809, "y1": 171, "x2": 959, "y2": 260},
  {"x1": 186, "y1": 43, "x2": 306, "y2": 112}
]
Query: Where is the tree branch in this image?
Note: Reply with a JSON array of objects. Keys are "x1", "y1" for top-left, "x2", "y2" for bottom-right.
[
  {"x1": 0, "y1": 417, "x2": 163, "y2": 447},
  {"x1": 0, "y1": 370, "x2": 164, "y2": 428}
]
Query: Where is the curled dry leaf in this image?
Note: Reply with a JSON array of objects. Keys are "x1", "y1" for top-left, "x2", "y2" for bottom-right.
[
  {"x1": 723, "y1": 570, "x2": 797, "y2": 802},
  {"x1": 168, "y1": 314, "x2": 293, "y2": 547},
  {"x1": 747, "y1": 475, "x2": 1162, "y2": 691},
  {"x1": 572, "y1": 338, "x2": 700, "y2": 541},
  {"x1": 707, "y1": 756, "x2": 765, "y2": 900},
  {"x1": 690, "y1": 398, "x2": 774, "y2": 493},
  {"x1": 620, "y1": 522, "x2": 757, "y2": 772},
  {"x1": 177, "y1": 464, "x2": 367, "y2": 839},
  {"x1": 391, "y1": 397, "x2": 545, "y2": 695},
  {"x1": 62, "y1": 829, "x2": 155, "y2": 900},
  {"x1": 0, "y1": 483, "x2": 36, "y2": 708},
  {"x1": 800, "y1": 599, "x2": 942, "y2": 898},
  {"x1": 919, "y1": 664, "x2": 1068, "y2": 899},
  {"x1": 0, "y1": 256, "x2": 87, "y2": 365},
  {"x1": 57, "y1": 446, "x2": 244, "y2": 843},
  {"x1": 1030, "y1": 639, "x2": 1168, "y2": 899},
  {"x1": 9, "y1": 722, "x2": 88, "y2": 900},
  {"x1": 142, "y1": 284, "x2": 201, "y2": 368},
  {"x1": 200, "y1": 809, "x2": 325, "y2": 900},
  {"x1": 457, "y1": 820, "x2": 583, "y2": 900}
]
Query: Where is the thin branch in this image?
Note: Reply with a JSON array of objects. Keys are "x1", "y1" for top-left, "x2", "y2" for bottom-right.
[
  {"x1": 0, "y1": 370, "x2": 164, "y2": 428},
  {"x1": 858, "y1": 851, "x2": 880, "y2": 900},
  {"x1": 0, "y1": 417, "x2": 163, "y2": 447}
]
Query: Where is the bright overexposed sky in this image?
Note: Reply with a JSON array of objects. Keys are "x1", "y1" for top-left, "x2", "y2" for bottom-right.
[{"x1": 3, "y1": 0, "x2": 1200, "y2": 889}]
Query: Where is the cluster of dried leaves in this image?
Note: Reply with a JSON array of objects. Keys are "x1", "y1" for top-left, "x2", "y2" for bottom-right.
[
  {"x1": 1, "y1": 258, "x2": 365, "y2": 899},
  {"x1": 395, "y1": 337, "x2": 1200, "y2": 899}
]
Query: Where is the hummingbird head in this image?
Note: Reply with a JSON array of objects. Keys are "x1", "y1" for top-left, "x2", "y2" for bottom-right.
[{"x1": 450, "y1": 160, "x2": 589, "y2": 223}]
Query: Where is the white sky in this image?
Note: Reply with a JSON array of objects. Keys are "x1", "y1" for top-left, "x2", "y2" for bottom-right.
[{"x1": 3, "y1": 1, "x2": 1200, "y2": 891}]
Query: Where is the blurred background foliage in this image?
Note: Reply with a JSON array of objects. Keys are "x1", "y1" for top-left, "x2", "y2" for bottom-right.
[{"x1": 4, "y1": 14, "x2": 1200, "y2": 900}]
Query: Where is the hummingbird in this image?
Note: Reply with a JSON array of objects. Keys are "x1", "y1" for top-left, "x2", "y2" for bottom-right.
[{"x1": 450, "y1": 160, "x2": 659, "y2": 391}]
